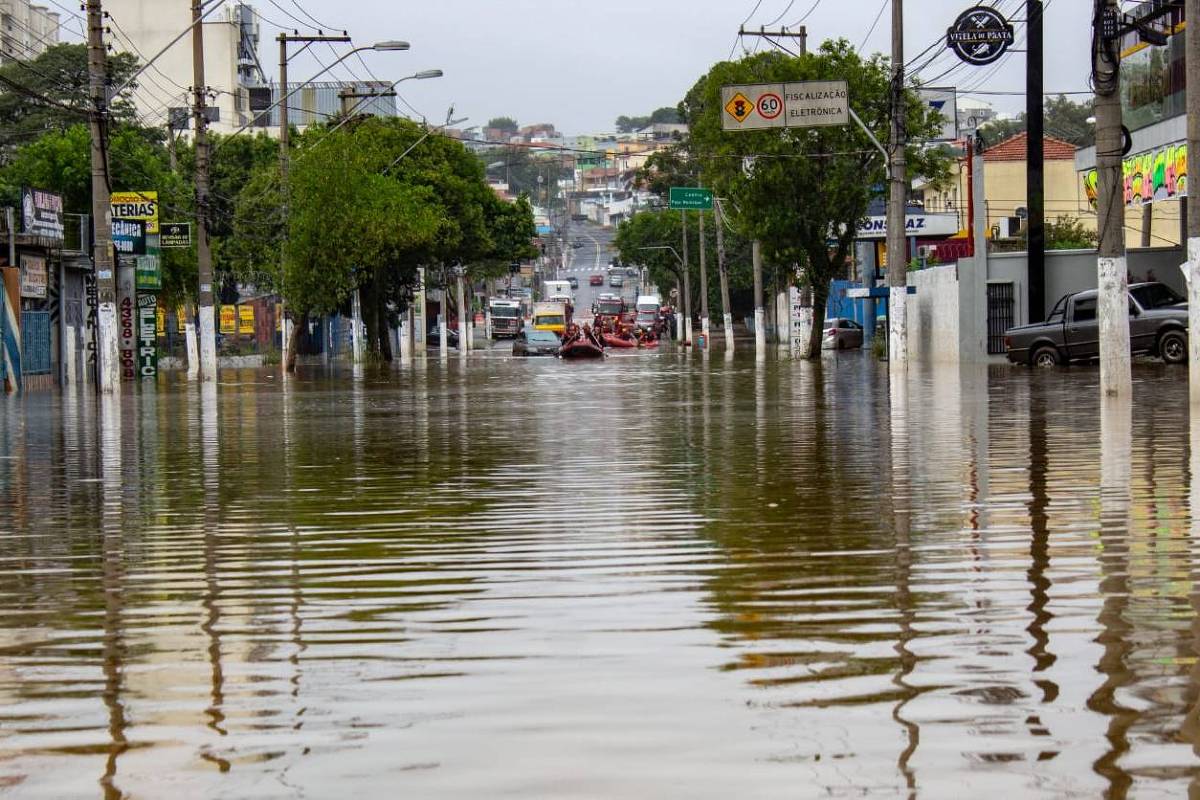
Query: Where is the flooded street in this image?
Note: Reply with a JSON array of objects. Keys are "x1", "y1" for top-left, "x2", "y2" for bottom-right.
[{"x1": 3, "y1": 351, "x2": 1200, "y2": 797}]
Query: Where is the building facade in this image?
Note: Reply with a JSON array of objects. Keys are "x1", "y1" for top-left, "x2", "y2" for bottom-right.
[{"x1": 0, "y1": 0, "x2": 59, "y2": 63}]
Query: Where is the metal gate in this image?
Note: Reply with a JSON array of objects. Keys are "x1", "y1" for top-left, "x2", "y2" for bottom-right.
[
  {"x1": 986, "y1": 283, "x2": 1014, "y2": 355},
  {"x1": 22, "y1": 310, "x2": 51, "y2": 374}
]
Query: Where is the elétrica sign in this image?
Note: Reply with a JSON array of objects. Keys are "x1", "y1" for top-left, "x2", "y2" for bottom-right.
[{"x1": 946, "y1": 6, "x2": 1015, "y2": 66}]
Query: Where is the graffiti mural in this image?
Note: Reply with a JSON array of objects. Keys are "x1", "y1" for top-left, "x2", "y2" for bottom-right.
[{"x1": 1084, "y1": 143, "x2": 1188, "y2": 208}]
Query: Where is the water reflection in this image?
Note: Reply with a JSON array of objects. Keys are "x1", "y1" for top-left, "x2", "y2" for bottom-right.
[{"x1": 2, "y1": 357, "x2": 1200, "y2": 796}]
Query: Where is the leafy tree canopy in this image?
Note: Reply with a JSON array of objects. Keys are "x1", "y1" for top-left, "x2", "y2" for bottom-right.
[
  {"x1": 615, "y1": 106, "x2": 682, "y2": 133},
  {"x1": 978, "y1": 94, "x2": 1094, "y2": 147},
  {"x1": 0, "y1": 44, "x2": 141, "y2": 155},
  {"x1": 487, "y1": 116, "x2": 518, "y2": 133},
  {"x1": 681, "y1": 40, "x2": 951, "y2": 357}
]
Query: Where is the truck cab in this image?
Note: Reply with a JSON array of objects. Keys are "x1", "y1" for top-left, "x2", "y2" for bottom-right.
[{"x1": 488, "y1": 298, "x2": 523, "y2": 339}]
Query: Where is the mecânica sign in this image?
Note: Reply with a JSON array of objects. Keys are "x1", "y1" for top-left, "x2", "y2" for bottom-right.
[
  {"x1": 721, "y1": 80, "x2": 849, "y2": 131},
  {"x1": 110, "y1": 191, "x2": 159, "y2": 234}
]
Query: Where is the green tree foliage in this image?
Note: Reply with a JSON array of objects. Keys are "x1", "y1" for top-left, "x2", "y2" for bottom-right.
[
  {"x1": 978, "y1": 94, "x2": 1095, "y2": 147},
  {"x1": 487, "y1": 116, "x2": 518, "y2": 134},
  {"x1": 229, "y1": 116, "x2": 536, "y2": 364},
  {"x1": 615, "y1": 106, "x2": 682, "y2": 133},
  {"x1": 0, "y1": 44, "x2": 141, "y2": 155},
  {"x1": 1045, "y1": 216, "x2": 1097, "y2": 250},
  {"x1": 683, "y1": 41, "x2": 950, "y2": 357},
  {"x1": 615, "y1": 206, "x2": 752, "y2": 320}
]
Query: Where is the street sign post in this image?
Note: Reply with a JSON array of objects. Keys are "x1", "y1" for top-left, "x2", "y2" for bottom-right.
[
  {"x1": 720, "y1": 80, "x2": 849, "y2": 131},
  {"x1": 160, "y1": 222, "x2": 192, "y2": 248},
  {"x1": 669, "y1": 187, "x2": 713, "y2": 210}
]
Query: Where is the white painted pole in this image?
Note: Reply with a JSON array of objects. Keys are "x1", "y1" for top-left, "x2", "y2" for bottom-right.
[
  {"x1": 1094, "y1": 0, "x2": 1130, "y2": 398},
  {"x1": 886, "y1": 0, "x2": 908, "y2": 374},
  {"x1": 1187, "y1": 0, "x2": 1200, "y2": 403},
  {"x1": 752, "y1": 240, "x2": 766, "y2": 359},
  {"x1": 184, "y1": 301, "x2": 199, "y2": 378},
  {"x1": 350, "y1": 287, "x2": 363, "y2": 363},
  {"x1": 198, "y1": 304, "x2": 216, "y2": 380}
]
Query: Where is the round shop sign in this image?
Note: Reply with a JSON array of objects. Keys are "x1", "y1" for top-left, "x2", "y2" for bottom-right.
[{"x1": 946, "y1": 6, "x2": 1015, "y2": 66}]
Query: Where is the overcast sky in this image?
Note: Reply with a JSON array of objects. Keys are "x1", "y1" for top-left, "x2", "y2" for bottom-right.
[{"x1": 196, "y1": 1, "x2": 1097, "y2": 134}]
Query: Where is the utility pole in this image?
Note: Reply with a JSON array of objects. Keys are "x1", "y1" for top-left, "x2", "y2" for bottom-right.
[
  {"x1": 279, "y1": 33, "x2": 350, "y2": 373},
  {"x1": 1188, "y1": 0, "x2": 1200, "y2": 403},
  {"x1": 681, "y1": 210, "x2": 691, "y2": 345},
  {"x1": 737, "y1": 25, "x2": 808, "y2": 56},
  {"x1": 715, "y1": 198, "x2": 733, "y2": 351},
  {"x1": 192, "y1": 0, "x2": 217, "y2": 381},
  {"x1": 87, "y1": 0, "x2": 118, "y2": 393},
  {"x1": 698, "y1": 202, "x2": 709, "y2": 346},
  {"x1": 752, "y1": 239, "x2": 765, "y2": 358},
  {"x1": 1026, "y1": 0, "x2": 1046, "y2": 322},
  {"x1": 1093, "y1": 0, "x2": 1130, "y2": 397},
  {"x1": 886, "y1": 0, "x2": 908, "y2": 370}
]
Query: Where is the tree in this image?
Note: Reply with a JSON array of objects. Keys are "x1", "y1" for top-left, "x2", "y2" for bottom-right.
[
  {"x1": 1045, "y1": 216, "x2": 1097, "y2": 250},
  {"x1": 487, "y1": 116, "x2": 518, "y2": 135},
  {"x1": 978, "y1": 94, "x2": 1095, "y2": 147},
  {"x1": 0, "y1": 44, "x2": 140, "y2": 157},
  {"x1": 682, "y1": 41, "x2": 950, "y2": 358},
  {"x1": 615, "y1": 106, "x2": 682, "y2": 133}
]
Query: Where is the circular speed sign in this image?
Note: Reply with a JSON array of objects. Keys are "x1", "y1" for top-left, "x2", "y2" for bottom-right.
[{"x1": 756, "y1": 92, "x2": 783, "y2": 120}]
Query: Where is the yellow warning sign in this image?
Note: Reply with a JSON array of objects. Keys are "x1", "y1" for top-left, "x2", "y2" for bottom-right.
[{"x1": 724, "y1": 92, "x2": 753, "y2": 123}]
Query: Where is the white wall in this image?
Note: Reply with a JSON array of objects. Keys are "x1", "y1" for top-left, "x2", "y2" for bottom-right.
[
  {"x1": 105, "y1": 1, "x2": 245, "y2": 133},
  {"x1": 907, "y1": 265, "x2": 960, "y2": 363}
]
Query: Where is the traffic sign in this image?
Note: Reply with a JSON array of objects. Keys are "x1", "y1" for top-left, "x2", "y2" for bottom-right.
[
  {"x1": 669, "y1": 187, "x2": 713, "y2": 210},
  {"x1": 160, "y1": 222, "x2": 192, "y2": 248},
  {"x1": 720, "y1": 81, "x2": 849, "y2": 131}
]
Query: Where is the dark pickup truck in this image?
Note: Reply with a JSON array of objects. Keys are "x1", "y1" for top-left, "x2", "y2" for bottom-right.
[{"x1": 1005, "y1": 282, "x2": 1189, "y2": 366}]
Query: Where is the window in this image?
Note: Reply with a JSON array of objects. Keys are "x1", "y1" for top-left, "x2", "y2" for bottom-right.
[{"x1": 1072, "y1": 297, "x2": 1097, "y2": 323}]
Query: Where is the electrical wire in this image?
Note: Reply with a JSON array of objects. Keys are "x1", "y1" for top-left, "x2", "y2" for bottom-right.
[
  {"x1": 858, "y1": 0, "x2": 888, "y2": 52},
  {"x1": 789, "y1": 0, "x2": 822, "y2": 26},
  {"x1": 764, "y1": 0, "x2": 799, "y2": 27}
]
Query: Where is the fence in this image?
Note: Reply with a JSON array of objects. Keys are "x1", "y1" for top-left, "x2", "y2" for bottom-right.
[{"x1": 21, "y1": 310, "x2": 51, "y2": 374}]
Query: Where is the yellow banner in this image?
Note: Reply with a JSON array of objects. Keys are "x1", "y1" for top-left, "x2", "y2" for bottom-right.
[
  {"x1": 219, "y1": 305, "x2": 237, "y2": 334},
  {"x1": 110, "y1": 191, "x2": 159, "y2": 234},
  {"x1": 238, "y1": 305, "x2": 255, "y2": 334},
  {"x1": 275, "y1": 303, "x2": 282, "y2": 331},
  {"x1": 176, "y1": 306, "x2": 186, "y2": 333},
  {"x1": 156, "y1": 306, "x2": 166, "y2": 337}
]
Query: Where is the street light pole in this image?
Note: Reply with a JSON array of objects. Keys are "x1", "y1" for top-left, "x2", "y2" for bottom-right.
[
  {"x1": 886, "y1": 0, "x2": 909, "y2": 371},
  {"x1": 1187, "y1": 0, "x2": 1200, "y2": 402}
]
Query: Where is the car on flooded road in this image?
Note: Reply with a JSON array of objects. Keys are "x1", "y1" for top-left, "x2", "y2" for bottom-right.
[
  {"x1": 590, "y1": 275, "x2": 604, "y2": 286},
  {"x1": 513, "y1": 328, "x2": 561, "y2": 357},
  {"x1": 1005, "y1": 282, "x2": 1189, "y2": 366},
  {"x1": 822, "y1": 318, "x2": 863, "y2": 350}
]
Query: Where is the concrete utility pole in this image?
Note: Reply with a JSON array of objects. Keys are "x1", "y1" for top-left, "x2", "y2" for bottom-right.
[
  {"x1": 191, "y1": 0, "x2": 217, "y2": 381},
  {"x1": 1093, "y1": 0, "x2": 1131, "y2": 397},
  {"x1": 886, "y1": 0, "x2": 908, "y2": 369},
  {"x1": 1026, "y1": 0, "x2": 1046, "y2": 322},
  {"x1": 1188, "y1": 0, "x2": 1200, "y2": 402},
  {"x1": 698, "y1": 205, "x2": 709, "y2": 346},
  {"x1": 681, "y1": 210, "x2": 692, "y2": 345},
  {"x1": 715, "y1": 198, "x2": 734, "y2": 351},
  {"x1": 456, "y1": 271, "x2": 467, "y2": 357},
  {"x1": 87, "y1": 0, "x2": 118, "y2": 392},
  {"x1": 752, "y1": 239, "x2": 765, "y2": 358}
]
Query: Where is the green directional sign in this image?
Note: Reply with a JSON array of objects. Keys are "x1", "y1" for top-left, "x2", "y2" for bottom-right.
[{"x1": 669, "y1": 187, "x2": 713, "y2": 210}]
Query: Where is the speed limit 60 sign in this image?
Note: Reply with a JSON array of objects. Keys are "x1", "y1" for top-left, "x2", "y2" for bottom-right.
[{"x1": 720, "y1": 81, "x2": 849, "y2": 131}]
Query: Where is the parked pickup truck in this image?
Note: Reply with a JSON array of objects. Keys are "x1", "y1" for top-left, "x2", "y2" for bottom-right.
[{"x1": 1005, "y1": 282, "x2": 1189, "y2": 366}]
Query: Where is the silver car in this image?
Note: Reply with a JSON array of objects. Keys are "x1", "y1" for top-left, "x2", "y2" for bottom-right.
[{"x1": 822, "y1": 318, "x2": 863, "y2": 350}]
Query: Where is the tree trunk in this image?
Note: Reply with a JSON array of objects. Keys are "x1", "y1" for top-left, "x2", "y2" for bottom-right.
[
  {"x1": 805, "y1": 275, "x2": 830, "y2": 361},
  {"x1": 360, "y1": 277, "x2": 381, "y2": 357},
  {"x1": 285, "y1": 312, "x2": 304, "y2": 373},
  {"x1": 378, "y1": 289, "x2": 393, "y2": 362}
]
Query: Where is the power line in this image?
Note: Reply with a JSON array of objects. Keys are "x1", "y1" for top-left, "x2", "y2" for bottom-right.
[
  {"x1": 790, "y1": 0, "x2": 822, "y2": 25},
  {"x1": 765, "y1": 0, "x2": 799, "y2": 27}
]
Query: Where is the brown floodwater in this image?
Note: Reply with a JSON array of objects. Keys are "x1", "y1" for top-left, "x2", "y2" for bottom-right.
[{"x1": 2, "y1": 350, "x2": 1200, "y2": 798}]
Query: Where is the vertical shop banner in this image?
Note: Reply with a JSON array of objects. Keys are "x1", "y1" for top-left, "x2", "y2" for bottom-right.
[
  {"x1": 136, "y1": 254, "x2": 160, "y2": 291},
  {"x1": 84, "y1": 271, "x2": 97, "y2": 382},
  {"x1": 219, "y1": 305, "x2": 237, "y2": 334},
  {"x1": 175, "y1": 306, "x2": 186, "y2": 334},
  {"x1": 118, "y1": 265, "x2": 136, "y2": 380},
  {"x1": 21, "y1": 187, "x2": 64, "y2": 241},
  {"x1": 137, "y1": 294, "x2": 157, "y2": 378},
  {"x1": 156, "y1": 306, "x2": 166, "y2": 337}
]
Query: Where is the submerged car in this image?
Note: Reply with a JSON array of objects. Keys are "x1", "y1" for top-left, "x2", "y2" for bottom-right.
[
  {"x1": 513, "y1": 328, "x2": 561, "y2": 357},
  {"x1": 822, "y1": 318, "x2": 863, "y2": 350}
]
